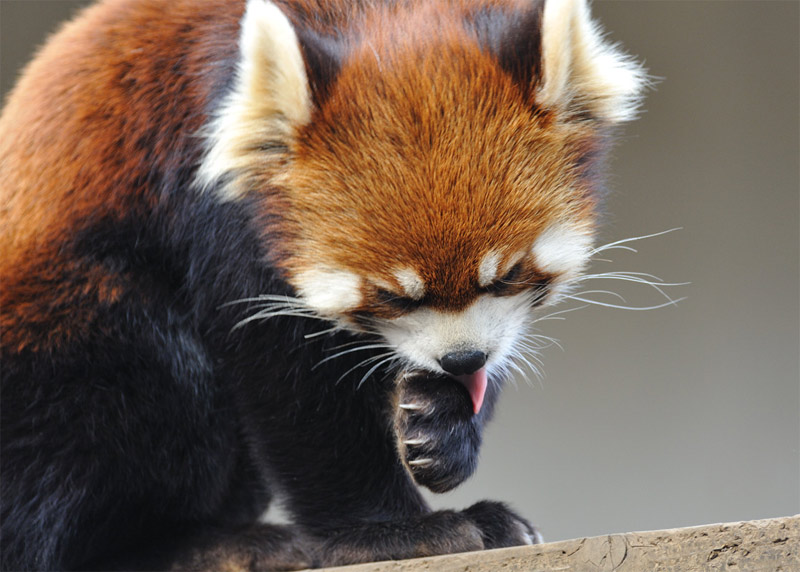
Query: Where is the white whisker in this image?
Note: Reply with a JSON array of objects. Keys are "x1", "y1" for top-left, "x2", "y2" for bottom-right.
[
  {"x1": 519, "y1": 334, "x2": 563, "y2": 352},
  {"x1": 532, "y1": 305, "x2": 589, "y2": 324},
  {"x1": 570, "y1": 289, "x2": 628, "y2": 303},
  {"x1": 506, "y1": 358, "x2": 528, "y2": 379},
  {"x1": 574, "y1": 270, "x2": 680, "y2": 284},
  {"x1": 304, "y1": 326, "x2": 340, "y2": 339},
  {"x1": 221, "y1": 294, "x2": 308, "y2": 308},
  {"x1": 570, "y1": 271, "x2": 689, "y2": 302},
  {"x1": 357, "y1": 355, "x2": 402, "y2": 389},
  {"x1": 325, "y1": 339, "x2": 384, "y2": 352},
  {"x1": 506, "y1": 348, "x2": 544, "y2": 388},
  {"x1": 233, "y1": 309, "x2": 330, "y2": 330},
  {"x1": 565, "y1": 295, "x2": 687, "y2": 311},
  {"x1": 312, "y1": 343, "x2": 394, "y2": 370},
  {"x1": 335, "y1": 351, "x2": 398, "y2": 385},
  {"x1": 589, "y1": 227, "x2": 682, "y2": 256}
]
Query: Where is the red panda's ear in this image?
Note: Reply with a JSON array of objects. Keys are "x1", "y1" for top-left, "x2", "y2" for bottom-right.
[
  {"x1": 196, "y1": 0, "x2": 312, "y2": 200},
  {"x1": 467, "y1": 0, "x2": 546, "y2": 102},
  {"x1": 538, "y1": 0, "x2": 647, "y2": 123},
  {"x1": 295, "y1": 28, "x2": 344, "y2": 109}
]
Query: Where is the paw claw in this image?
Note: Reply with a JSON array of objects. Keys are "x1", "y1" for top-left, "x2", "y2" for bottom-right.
[
  {"x1": 403, "y1": 438, "x2": 427, "y2": 446},
  {"x1": 408, "y1": 458, "x2": 434, "y2": 467},
  {"x1": 399, "y1": 402, "x2": 423, "y2": 411}
]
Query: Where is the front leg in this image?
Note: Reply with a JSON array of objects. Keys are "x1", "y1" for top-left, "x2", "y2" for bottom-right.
[
  {"x1": 244, "y1": 332, "x2": 538, "y2": 568},
  {"x1": 392, "y1": 371, "x2": 541, "y2": 548}
]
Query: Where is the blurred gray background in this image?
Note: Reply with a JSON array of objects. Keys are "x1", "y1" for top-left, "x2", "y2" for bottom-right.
[{"x1": 2, "y1": 0, "x2": 798, "y2": 543}]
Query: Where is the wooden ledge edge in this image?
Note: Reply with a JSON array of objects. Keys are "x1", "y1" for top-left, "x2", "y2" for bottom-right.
[{"x1": 315, "y1": 515, "x2": 799, "y2": 571}]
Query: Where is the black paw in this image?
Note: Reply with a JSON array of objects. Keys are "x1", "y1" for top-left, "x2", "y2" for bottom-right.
[
  {"x1": 315, "y1": 503, "x2": 538, "y2": 567},
  {"x1": 316, "y1": 510, "x2": 483, "y2": 567},
  {"x1": 394, "y1": 372, "x2": 482, "y2": 493},
  {"x1": 463, "y1": 501, "x2": 542, "y2": 548}
]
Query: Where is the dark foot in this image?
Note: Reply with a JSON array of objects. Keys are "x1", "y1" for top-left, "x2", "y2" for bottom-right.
[
  {"x1": 394, "y1": 371, "x2": 481, "y2": 492},
  {"x1": 316, "y1": 510, "x2": 482, "y2": 567},
  {"x1": 463, "y1": 500, "x2": 542, "y2": 548},
  {"x1": 316, "y1": 503, "x2": 539, "y2": 567}
]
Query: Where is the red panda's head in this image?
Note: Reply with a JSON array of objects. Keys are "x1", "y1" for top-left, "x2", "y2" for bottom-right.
[{"x1": 197, "y1": 0, "x2": 645, "y2": 410}]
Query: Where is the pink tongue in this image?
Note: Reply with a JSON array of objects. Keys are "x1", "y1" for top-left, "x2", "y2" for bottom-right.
[{"x1": 455, "y1": 367, "x2": 488, "y2": 415}]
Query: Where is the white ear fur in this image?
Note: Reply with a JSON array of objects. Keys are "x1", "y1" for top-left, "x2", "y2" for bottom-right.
[
  {"x1": 538, "y1": 0, "x2": 646, "y2": 123},
  {"x1": 196, "y1": 0, "x2": 312, "y2": 200}
]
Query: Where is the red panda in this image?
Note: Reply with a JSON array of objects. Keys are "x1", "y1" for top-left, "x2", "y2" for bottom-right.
[{"x1": 0, "y1": 0, "x2": 645, "y2": 569}]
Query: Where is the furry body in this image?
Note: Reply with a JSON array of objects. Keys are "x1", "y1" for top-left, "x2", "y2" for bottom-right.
[{"x1": 0, "y1": 0, "x2": 643, "y2": 569}]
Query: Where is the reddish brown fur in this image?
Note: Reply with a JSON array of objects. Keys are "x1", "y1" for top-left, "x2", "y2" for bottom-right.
[
  {"x1": 273, "y1": 1, "x2": 600, "y2": 310},
  {"x1": 0, "y1": 0, "x2": 244, "y2": 352}
]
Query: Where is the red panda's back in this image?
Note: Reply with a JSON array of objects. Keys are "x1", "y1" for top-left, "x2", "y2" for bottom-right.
[
  {"x1": 0, "y1": 0, "x2": 244, "y2": 352},
  {"x1": 0, "y1": 0, "x2": 243, "y2": 260}
]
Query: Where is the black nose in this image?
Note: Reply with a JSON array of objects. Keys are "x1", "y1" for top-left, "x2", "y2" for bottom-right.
[{"x1": 439, "y1": 350, "x2": 487, "y2": 376}]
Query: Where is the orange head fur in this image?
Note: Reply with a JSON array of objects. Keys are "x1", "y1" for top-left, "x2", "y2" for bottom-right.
[
  {"x1": 284, "y1": 16, "x2": 596, "y2": 313},
  {"x1": 194, "y1": 0, "x2": 646, "y2": 386}
]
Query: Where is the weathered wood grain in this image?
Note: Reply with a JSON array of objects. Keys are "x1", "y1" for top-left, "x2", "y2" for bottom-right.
[{"x1": 314, "y1": 515, "x2": 799, "y2": 571}]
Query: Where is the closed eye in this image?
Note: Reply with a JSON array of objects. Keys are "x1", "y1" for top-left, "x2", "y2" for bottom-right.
[
  {"x1": 484, "y1": 263, "x2": 524, "y2": 295},
  {"x1": 375, "y1": 288, "x2": 423, "y2": 312},
  {"x1": 500, "y1": 262, "x2": 523, "y2": 285},
  {"x1": 484, "y1": 263, "x2": 551, "y2": 305}
]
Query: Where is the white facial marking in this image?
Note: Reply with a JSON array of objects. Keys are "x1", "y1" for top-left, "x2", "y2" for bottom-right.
[
  {"x1": 393, "y1": 268, "x2": 425, "y2": 300},
  {"x1": 371, "y1": 277, "x2": 394, "y2": 292},
  {"x1": 195, "y1": 0, "x2": 312, "y2": 200},
  {"x1": 502, "y1": 250, "x2": 529, "y2": 277},
  {"x1": 293, "y1": 268, "x2": 362, "y2": 315},
  {"x1": 377, "y1": 293, "x2": 532, "y2": 376},
  {"x1": 531, "y1": 222, "x2": 593, "y2": 277},
  {"x1": 478, "y1": 250, "x2": 502, "y2": 287}
]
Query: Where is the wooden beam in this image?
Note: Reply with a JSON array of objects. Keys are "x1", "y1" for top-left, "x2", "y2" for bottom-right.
[{"x1": 317, "y1": 515, "x2": 798, "y2": 571}]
